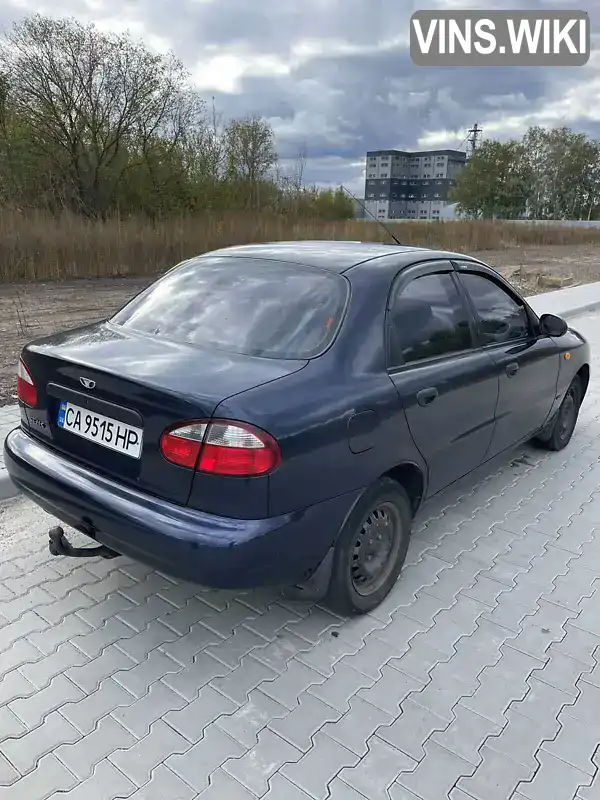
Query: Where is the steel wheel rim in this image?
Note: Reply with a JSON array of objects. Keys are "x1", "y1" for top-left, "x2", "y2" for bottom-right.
[
  {"x1": 558, "y1": 387, "x2": 577, "y2": 441},
  {"x1": 350, "y1": 501, "x2": 402, "y2": 596}
]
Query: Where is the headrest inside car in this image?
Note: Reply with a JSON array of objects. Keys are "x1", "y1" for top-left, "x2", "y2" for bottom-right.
[{"x1": 394, "y1": 298, "x2": 434, "y2": 332}]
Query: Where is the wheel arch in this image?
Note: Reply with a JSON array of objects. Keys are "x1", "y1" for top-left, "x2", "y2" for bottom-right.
[
  {"x1": 382, "y1": 461, "x2": 426, "y2": 515},
  {"x1": 576, "y1": 363, "x2": 590, "y2": 400}
]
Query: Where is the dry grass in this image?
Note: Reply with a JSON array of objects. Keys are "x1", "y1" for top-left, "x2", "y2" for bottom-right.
[{"x1": 2, "y1": 208, "x2": 600, "y2": 283}]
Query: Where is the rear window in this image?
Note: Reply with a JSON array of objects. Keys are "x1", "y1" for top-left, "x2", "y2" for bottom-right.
[{"x1": 110, "y1": 256, "x2": 349, "y2": 359}]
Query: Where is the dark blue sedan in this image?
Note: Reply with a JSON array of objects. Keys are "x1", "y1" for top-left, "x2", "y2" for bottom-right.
[{"x1": 4, "y1": 241, "x2": 590, "y2": 614}]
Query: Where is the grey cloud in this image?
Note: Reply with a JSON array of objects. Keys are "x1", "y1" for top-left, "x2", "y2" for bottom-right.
[{"x1": 0, "y1": 0, "x2": 598, "y2": 191}]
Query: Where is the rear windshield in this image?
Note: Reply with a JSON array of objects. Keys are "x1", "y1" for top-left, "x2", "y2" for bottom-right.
[{"x1": 110, "y1": 256, "x2": 349, "y2": 359}]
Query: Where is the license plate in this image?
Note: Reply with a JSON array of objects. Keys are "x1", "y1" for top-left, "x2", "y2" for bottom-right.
[{"x1": 57, "y1": 401, "x2": 143, "y2": 458}]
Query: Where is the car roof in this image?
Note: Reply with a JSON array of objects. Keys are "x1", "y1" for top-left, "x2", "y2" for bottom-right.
[{"x1": 203, "y1": 240, "x2": 479, "y2": 274}]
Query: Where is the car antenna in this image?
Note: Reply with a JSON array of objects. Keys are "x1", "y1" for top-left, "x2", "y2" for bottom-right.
[{"x1": 340, "y1": 184, "x2": 403, "y2": 246}]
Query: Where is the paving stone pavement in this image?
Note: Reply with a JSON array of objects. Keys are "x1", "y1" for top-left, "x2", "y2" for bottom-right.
[{"x1": 1, "y1": 311, "x2": 600, "y2": 799}]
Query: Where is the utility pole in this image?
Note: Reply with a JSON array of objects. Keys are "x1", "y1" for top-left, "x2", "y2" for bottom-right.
[{"x1": 466, "y1": 122, "x2": 482, "y2": 159}]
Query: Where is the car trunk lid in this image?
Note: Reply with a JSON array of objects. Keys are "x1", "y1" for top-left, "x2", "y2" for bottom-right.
[{"x1": 21, "y1": 322, "x2": 307, "y2": 505}]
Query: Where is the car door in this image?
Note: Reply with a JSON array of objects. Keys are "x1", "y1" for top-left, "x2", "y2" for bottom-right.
[
  {"x1": 454, "y1": 263, "x2": 560, "y2": 459},
  {"x1": 387, "y1": 261, "x2": 499, "y2": 497}
]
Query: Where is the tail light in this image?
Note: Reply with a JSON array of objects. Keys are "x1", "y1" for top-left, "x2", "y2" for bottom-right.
[
  {"x1": 160, "y1": 419, "x2": 281, "y2": 476},
  {"x1": 17, "y1": 358, "x2": 37, "y2": 407}
]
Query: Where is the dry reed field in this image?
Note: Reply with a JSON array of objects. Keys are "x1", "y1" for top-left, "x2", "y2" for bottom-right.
[
  {"x1": 1, "y1": 208, "x2": 600, "y2": 406},
  {"x1": 1, "y1": 209, "x2": 600, "y2": 283}
]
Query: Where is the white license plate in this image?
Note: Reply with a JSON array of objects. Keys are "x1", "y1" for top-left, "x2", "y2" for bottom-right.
[{"x1": 57, "y1": 401, "x2": 143, "y2": 458}]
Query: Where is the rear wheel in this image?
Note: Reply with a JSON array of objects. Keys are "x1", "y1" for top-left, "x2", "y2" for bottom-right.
[
  {"x1": 326, "y1": 478, "x2": 412, "y2": 616},
  {"x1": 535, "y1": 376, "x2": 582, "y2": 451}
]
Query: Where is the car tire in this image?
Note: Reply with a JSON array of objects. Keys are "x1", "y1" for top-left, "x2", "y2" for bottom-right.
[
  {"x1": 326, "y1": 477, "x2": 412, "y2": 616},
  {"x1": 534, "y1": 376, "x2": 582, "y2": 451}
]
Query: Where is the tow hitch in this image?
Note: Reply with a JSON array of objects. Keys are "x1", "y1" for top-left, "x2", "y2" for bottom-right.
[{"x1": 48, "y1": 526, "x2": 120, "y2": 560}]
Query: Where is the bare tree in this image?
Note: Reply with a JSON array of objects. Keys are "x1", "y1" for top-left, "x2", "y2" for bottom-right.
[
  {"x1": 0, "y1": 14, "x2": 205, "y2": 216},
  {"x1": 223, "y1": 115, "x2": 277, "y2": 191}
]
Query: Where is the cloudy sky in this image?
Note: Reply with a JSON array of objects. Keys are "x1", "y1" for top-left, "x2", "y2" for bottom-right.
[{"x1": 0, "y1": 0, "x2": 598, "y2": 193}]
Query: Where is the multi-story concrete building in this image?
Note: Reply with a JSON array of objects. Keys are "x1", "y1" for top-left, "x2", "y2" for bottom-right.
[{"x1": 362, "y1": 149, "x2": 467, "y2": 220}]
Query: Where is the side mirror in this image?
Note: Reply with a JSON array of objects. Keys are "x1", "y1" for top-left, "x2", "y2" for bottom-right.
[{"x1": 539, "y1": 313, "x2": 568, "y2": 337}]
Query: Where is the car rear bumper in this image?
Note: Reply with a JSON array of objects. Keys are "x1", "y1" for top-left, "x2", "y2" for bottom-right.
[{"x1": 4, "y1": 428, "x2": 360, "y2": 589}]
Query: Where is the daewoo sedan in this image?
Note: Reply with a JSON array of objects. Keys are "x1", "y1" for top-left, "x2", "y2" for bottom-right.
[{"x1": 4, "y1": 241, "x2": 590, "y2": 614}]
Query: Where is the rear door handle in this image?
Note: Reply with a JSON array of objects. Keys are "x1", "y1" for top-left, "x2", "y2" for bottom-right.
[
  {"x1": 417, "y1": 387, "x2": 438, "y2": 406},
  {"x1": 505, "y1": 362, "x2": 519, "y2": 377}
]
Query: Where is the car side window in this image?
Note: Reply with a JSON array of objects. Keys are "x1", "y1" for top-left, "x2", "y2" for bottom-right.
[
  {"x1": 388, "y1": 272, "x2": 474, "y2": 367},
  {"x1": 458, "y1": 272, "x2": 531, "y2": 344}
]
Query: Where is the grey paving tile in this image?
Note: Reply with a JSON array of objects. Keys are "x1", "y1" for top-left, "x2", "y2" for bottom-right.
[
  {"x1": 252, "y1": 630, "x2": 313, "y2": 673},
  {"x1": 563, "y1": 680, "x2": 600, "y2": 727},
  {"x1": 193, "y1": 767, "x2": 256, "y2": 799},
  {"x1": 517, "y1": 750, "x2": 593, "y2": 800},
  {"x1": 2, "y1": 753, "x2": 77, "y2": 798},
  {"x1": 486, "y1": 708, "x2": 560, "y2": 769},
  {"x1": 112, "y1": 649, "x2": 181, "y2": 698},
  {"x1": 431, "y1": 705, "x2": 501, "y2": 766},
  {"x1": 80, "y1": 569, "x2": 137, "y2": 602},
  {"x1": 338, "y1": 735, "x2": 417, "y2": 798},
  {"x1": 47, "y1": 758, "x2": 136, "y2": 799},
  {"x1": 112, "y1": 679, "x2": 187, "y2": 739},
  {"x1": 114, "y1": 621, "x2": 181, "y2": 663},
  {"x1": 224, "y1": 728, "x2": 302, "y2": 795},
  {"x1": 60, "y1": 678, "x2": 137, "y2": 735},
  {"x1": 552, "y1": 624, "x2": 600, "y2": 665},
  {"x1": 0, "y1": 611, "x2": 49, "y2": 655},
  {"x1": 284, "y1": 606, "x2": 343, "y2": 642},
  {"x1": 357, "y1": 664, "x2": 423, "y2": 714},
  {"x1": 166, "y1": 724, "x2": 245, "y2": 793},
  {"x1": 338, "y1": 636, "x2": 398, "y2": 681},
  {"x1": 321, "y1": 696, "x2": 392, "y2": 757},
  {"x1": 9, "y1": 674, "x2": 84, "y2": 729},
  {"x1": 70, "y1": 617, "x2": 137, "y2": 659},
  {"x1": 164, "y1": 684, "x2": 237, "y2": 743},
  {"x1": 295, "y1": 634, "x2": 359, "y2": 678},
  {"x1": 532, "y1": 650, "x2": 593, "y2": 696},
  {"x1": 388, "y1": 641, "x2": 447, "y2": 684},
  {"x1": 2, "y1": 711, "x2": 81, "y2": 775},
  {"x1": 263, "y1": 773, "x2": 315, "y2": 798},
  {"x1": 268, "y1": 692, "x2": 340, "y2": 751},
  {"x1": 261, "y1": 658, "x2": 326, "y2": 710},
  {"x1": 215, "y1": 688, "x2": 288, "y2": 748},
  {"x1": 395, "y1": 740, "x2": 474, "y2": 800},
  {"x1": 0, "y1": 668, "x2": 37, "y2": 706},
  {"x1": 65, "y1": 644, "x2": 136, "y2": 693},
  {"x1": 0, "y1": 707, "x2": 27, "y2": 742},
  {"x1": 0, "y1": 753, "x2": 20, "y2": 785},
  {"x1": 460, "y1": 647, "x2": 543, "y2": 726},
  {"x1": 408, "y1": 671, "x2": 473, "y2": 723},
  {"x1": 280, "y1": 731, "x2": 359, "y2": 800},
  {"x1": 541, "y1": 713, "x2": 600, "y2": 775},
  {"x1": 55, "y1": 715, "x2": 136, "y2": 780},
  {"x1": 456, "y1": 745, "x2": 533, "y2": 800},
  {"x1": 510, "y1": 676, "x2": 574, "y2": 726},
  {"x1": 377, "y1": 697, "x2": 447, "y2": 761},
  {"x1": 162, "y1": 652, "x2": 231, "y2": 702},
  {"x1": 211, "y1": 654, "x2": 278, "y2": 705},
  {"x1": 307, "y1": 661, "x2": 374, "y2": 712},
  {"x1": 109, "y1": 719, "x2": 190, "y2": 787},
  {"x1": 125, "y1": 764, "x2": 196, "y2": 799}
]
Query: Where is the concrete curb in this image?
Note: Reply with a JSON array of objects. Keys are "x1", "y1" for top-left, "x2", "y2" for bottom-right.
[
  {"x1": 0, "y1": 403, "x2": 20, "y2": 502},
  {"x1": 2, "y1": 280, "x2": 600, "y2": 504},
  {"x1": 527, "y1": 281, "x2": 600, "y2": 321},
  {"x1": 0, "y1": 468, "x2": 16, "y2": 502}
]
